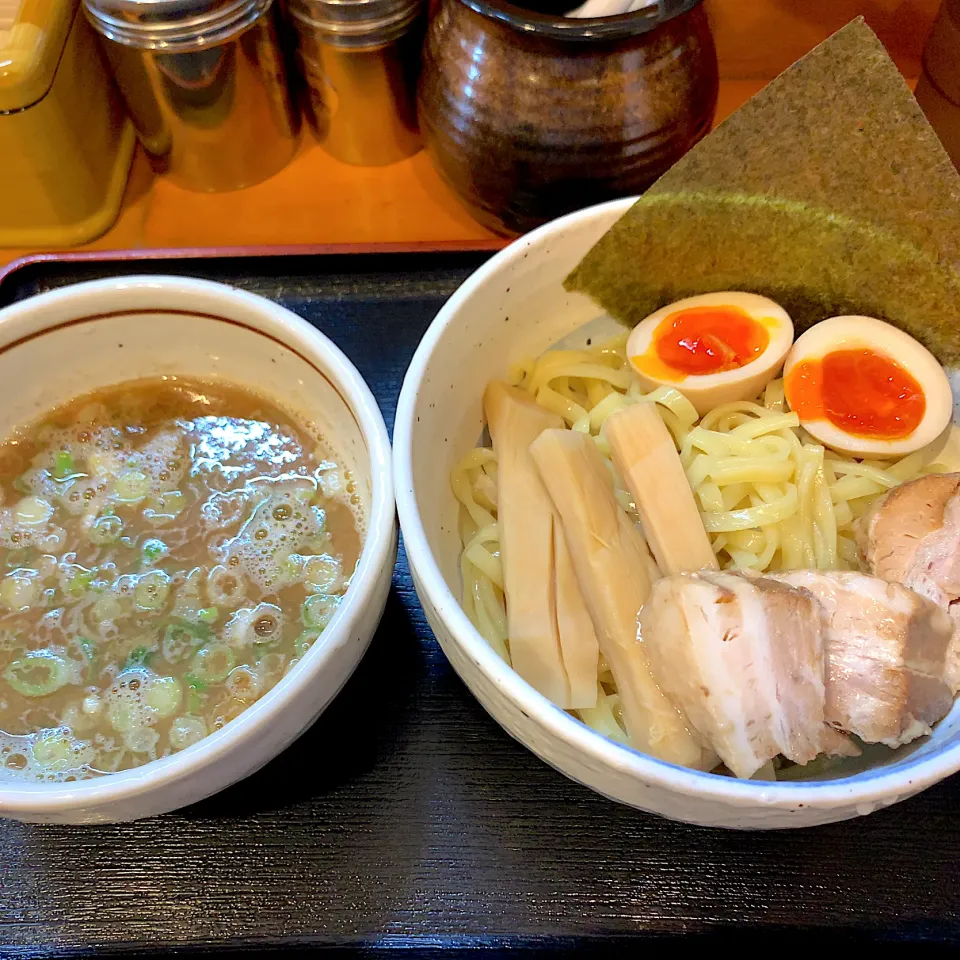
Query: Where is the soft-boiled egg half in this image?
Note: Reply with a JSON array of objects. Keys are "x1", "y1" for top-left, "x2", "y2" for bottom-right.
[
  {"x1": 626, "y1": 292, "x2": 794, "y2": 415},
  {"x1": 783, "y1": 315, "x2": 952, "y2": 457}
]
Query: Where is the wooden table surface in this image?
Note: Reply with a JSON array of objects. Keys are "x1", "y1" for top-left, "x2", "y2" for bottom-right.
[{"x1": 0, "y1": 0, "x2": 940, "y2": 267}]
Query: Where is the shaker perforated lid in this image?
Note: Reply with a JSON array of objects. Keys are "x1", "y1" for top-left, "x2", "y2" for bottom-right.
[
  {"x1": 289, "y1": 0, "x2": 422, "y2": 47},
  {"x1": 82, "y1": 0, "x2": 273, "y2": 49}
]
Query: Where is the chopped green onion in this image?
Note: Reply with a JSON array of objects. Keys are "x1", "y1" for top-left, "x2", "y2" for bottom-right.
[
  {"x1": 123, "y1": 726, "x2": 159, "y2": 754},
  {"x1": 79, "y1": 637, "x2": 96, "y2": 663},
  {"x1": 302, "y1": 593, "x2": 340, "y2": 629},
  {"x1": 32, "y1": 730, "x2": 92, "y2": 771},
  {"x1": 91, "y1": 594, "x2": 122, "y2": 622},
  {"x1": 170, "y1": 714, "x2": 206, "y2": 750},
  {"x1": 295, "y1": 629, "x2": 321, "y2": 658},
  {"x1": 4, "y1": 650, "x2": 71, "y2": 697},
  {"x1": 144, "y1": 491, "x2": 184, "y2": 526},
  {"x1": 89, "y1": 514, "x2": 123, "y2": 545},
  {"x1": 225, "y1": 603, "x2": 282, "y2": 648},
  {"x1": 0, "y1": 574, "x2": 39, "y2": 610},
  {"x1": 67, "y1": 570, "x2": 95, "y2": 597},
  {"x1": 141, "y1": 538, "x2": 167, "y2": 564},
  {"x1": 283, "y1": 555, "x2": 302, "y2": 582},
  {"x1": 107, "y1": 700, "x2": 143, "y2": 734},
  {"x1": 225, "y1": 664, "x2": 261, "y2": 700},
  {"x1": 5, "y1": 549, "x2": 29, "y2": 571},
  {"x1": 123, "y1": 646, "x2": 154, "y2": 670},
  {"x1": 81, "y1": 693, "x2": 101, "y2": 717},
  {"x1": 79, "y1": 637, "x2": 97, "y2": 681},
  {"x1": 190, "y1": 644, "x2": 234, "y2": 684},
  {"x1": 115, "y1": 469, "x2": 150, "y2": 502},
  {"x1": 184, "y1": 674, "x2": 207, "y2": 713},
  {"x1": 303, "y1": 554, "x2": 343, "y2": 594},
  {"x1": 134, "y1": 570, "x2": 171, "y2": 611},
  {"x1": 145, "y1": 676, "x2": 182, "y2": 718},
  {"x1": 206, "y1": 565, "x2": 246, "y2": 606},
  {"x1": 198, "y1": 607, "x2": 219, "y2": 624},
  {"x1": 53, "y1": 451, "x2": 75, "y2": 481},
  {"x1": 161, "y1": 620, "x2": 209, "y2": 663},
  {"x1": 15, "y1": 496, "x2": 53, "y2": 526}
]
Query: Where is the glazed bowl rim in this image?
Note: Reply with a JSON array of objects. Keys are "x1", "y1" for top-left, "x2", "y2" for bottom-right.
[
  {"x1": 0, "y1": 275, "x2": 396, "y2": 814},
  {"x1": 393, "y1": 195, "x2": 960, "y2": 815}
]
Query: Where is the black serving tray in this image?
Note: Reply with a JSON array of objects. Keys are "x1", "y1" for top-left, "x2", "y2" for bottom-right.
[{"x1": 0, "y1": 249, "x2": 959, "y2": 957}]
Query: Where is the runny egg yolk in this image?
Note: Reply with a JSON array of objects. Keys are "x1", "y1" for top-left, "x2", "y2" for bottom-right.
[
  {"x1": 784, "y1": 349, "x2": 926, "y2": 440},
  {"x1": 631, "y1": 305, "x2": 770, "y2": 381}
]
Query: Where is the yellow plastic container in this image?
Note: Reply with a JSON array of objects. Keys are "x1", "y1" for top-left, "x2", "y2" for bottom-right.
[{"x1": 0, "y1": 0, "x2": 135, "y2": 247}]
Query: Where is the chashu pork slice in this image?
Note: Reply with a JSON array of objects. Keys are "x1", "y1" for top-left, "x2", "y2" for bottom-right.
[
  {"x1": 857, "y1": 473, "x2": 960, "y2": 692},
  {"x1": 530, "y1": 428, "x2": 715, "y2": 770},
  {"x1": 639, "y1": 571, "x2": 826, "y2": 779},
  {"x1": 484, "y1": 382, "x2": 599, "y2": 710},
  {"x1": 772, "y1": 570, "x2": 955, "y2": 747}
]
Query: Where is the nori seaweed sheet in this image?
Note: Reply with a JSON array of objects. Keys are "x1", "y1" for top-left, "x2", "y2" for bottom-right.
[{"x1": 565, "y1": 19, "x2": 960, "y2": 363}]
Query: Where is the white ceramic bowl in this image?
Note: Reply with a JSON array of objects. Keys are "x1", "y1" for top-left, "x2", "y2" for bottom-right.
[
  {"x1": 0, "y1": 276, "x2": 396, "y2": 824},
  {"x1": 394, "y1": 197, "x2": 960, "y2": 830}
]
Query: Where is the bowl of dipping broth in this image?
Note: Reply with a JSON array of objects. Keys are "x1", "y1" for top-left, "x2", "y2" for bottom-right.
[
  {"x1": 0, "y1": 276, "x2": 395, "y2": 824},
  {"x1": 394, "y1": 196, "x2": 960, "y2": 829}
]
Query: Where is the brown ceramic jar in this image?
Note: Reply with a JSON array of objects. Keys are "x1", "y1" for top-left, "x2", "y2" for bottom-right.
[
  {"x1": 915, "y1": 0, "x2": 960, "y2": 168},
  {"x1": 418, "y1": 0, "x2": 718, "y2": 235}
]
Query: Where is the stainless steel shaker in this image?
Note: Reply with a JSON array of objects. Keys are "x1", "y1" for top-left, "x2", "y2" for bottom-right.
[
  {"x1": 288, "y1": 0, "x2": 423, "y2": 166},
  {"x1": 84, "y1": 0, "x2": 300, "y2": 192}
]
